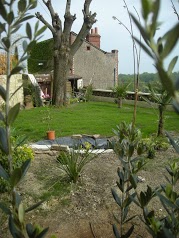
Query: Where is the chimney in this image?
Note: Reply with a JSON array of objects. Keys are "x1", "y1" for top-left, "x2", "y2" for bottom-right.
[{"x1": 86, "y1": 27, "x2": 101, "y2": 48}]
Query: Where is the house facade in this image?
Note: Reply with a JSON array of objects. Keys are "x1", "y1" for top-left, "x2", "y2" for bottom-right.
[
  {"x1": 28, "y1": 27, "x2": 118, "y2": 93},
  {"x1": 70, "y1": 27, "x2": 118, "y2": 90}
]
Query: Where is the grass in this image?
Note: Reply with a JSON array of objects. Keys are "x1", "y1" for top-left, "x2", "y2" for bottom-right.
[{"x1": 13, "y1": 101, "x2": 179, "y2": 142}]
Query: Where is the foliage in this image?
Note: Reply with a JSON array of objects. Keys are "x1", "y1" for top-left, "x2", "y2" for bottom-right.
[
  {"x1": 56, "y1": 143, "x2": 97, "y2": 183},
  {"x1": 83, "y1": 84, "x2": 93, "y2": 102},
  {"x1": 141, "y1": 136, "x2": 169, "y2": 159},
  {"x1": 111, "y1": 122, "x2": 147, "y2": 238},
  {"x1": 131, "y1": 0, "x2": 179, "y2": 113},
  {"x1": 0, "y1": 0, "x2": 48, "y2": 237},
  {"x1": 112, "y1": 1, "x2": 179, "y2": 238},
  {"x1": 41, "y1": 106, "x2": 53, "y2": 131},
  {"x1": 146, "y1": 79, "x2": 172, "y2": 137},
  {"x1": 112, "y1": 84, "x2": 128, "y2": 98},
  {"x1": 112, "y1": 83, "x2": 129, "y2": 108},
  {"x1": 28, "y1": 39, "x2": 53, "y2": 73},
  {"x1": 24, "y1": 82, "x2": 42, "y2": 107}
]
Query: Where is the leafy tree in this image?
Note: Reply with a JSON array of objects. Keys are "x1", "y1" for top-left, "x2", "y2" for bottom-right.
[
  {"x1": 148, "y1": 82, "x2": 171, "y2": 136},
  {"x1": 112, "y1": 83, "x2": 129, "y2": 108},
  {"x1": 35, "y1": 0, "x2": 97, "y2": 106}
]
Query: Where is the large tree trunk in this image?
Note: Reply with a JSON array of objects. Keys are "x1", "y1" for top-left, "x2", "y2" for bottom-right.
[
  {"x1": 52, "y1": 47, "x2": 71, "y2": 106},
  {"x1": 157, "y1": 104, "x2": 165, "y2": 137}
]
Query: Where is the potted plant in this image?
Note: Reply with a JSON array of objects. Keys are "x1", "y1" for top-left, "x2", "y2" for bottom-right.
[{"x1": 42, "y1": 106, "x2": 55, "y2": 140}]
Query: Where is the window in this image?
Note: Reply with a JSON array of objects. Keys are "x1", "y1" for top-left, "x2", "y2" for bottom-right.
[{"x1": 87, "y1": 46, "x2": 90, "y2": 51}]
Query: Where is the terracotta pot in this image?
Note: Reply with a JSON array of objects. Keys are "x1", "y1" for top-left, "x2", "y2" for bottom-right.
[{"x1": 47, "y1": 130, "x2": 55, "y2": 140}]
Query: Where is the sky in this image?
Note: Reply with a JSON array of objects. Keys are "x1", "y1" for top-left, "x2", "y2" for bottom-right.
[{"x1": 30, "y1": 0, "x2": 179, "y2": 74}]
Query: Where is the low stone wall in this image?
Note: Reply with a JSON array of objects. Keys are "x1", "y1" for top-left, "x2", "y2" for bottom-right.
[{"x1": 0, "y1": 74, "x2": 24, "y2": 107}]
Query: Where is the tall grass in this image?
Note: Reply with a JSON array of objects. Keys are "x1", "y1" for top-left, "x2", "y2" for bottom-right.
[{"x1": 13, "y1": 101, "x2": 179, "y2": 142}]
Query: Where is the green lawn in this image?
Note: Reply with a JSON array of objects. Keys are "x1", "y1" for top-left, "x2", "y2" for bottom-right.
[{"x1": 13, "y1": 101, "x2": 179, "y2": 142}]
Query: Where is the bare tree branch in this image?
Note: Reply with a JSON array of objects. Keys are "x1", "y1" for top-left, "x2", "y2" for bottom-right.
[
  {"x1": 171, "y1": 0, "x2": 179, "y2": 21},
  {"x1": 63, "y1": 0, "x2": 76, "y2": 39},
  {"x1": 71, "y1": 0, "x2": 96, "y2": 55},
  {"x1": 35, "y1": 12, "x2": 56, "y2": 34}
]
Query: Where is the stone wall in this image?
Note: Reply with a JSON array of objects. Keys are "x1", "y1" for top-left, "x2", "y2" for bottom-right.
[
  {"x1": 0, "y1": 74, "x2": 24, "y2": 107},
  {"x1": 73, "y1": 41, "x2": 118, "y2": 90}
]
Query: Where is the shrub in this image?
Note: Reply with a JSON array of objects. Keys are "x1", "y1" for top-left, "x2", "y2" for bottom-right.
[
  {"x1": 56, "y1": 143, "x2": 96, "y2": 183},
  {"x1": 0, "y1": 142, "x2": 34, "y2": 192}
]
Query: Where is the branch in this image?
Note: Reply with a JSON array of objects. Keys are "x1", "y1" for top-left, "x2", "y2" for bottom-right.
[
  {"x1": 43, "y1": 0, "x2": 55, "y2": 19},
  {"x1": 63, "y1": 0, "x2": 76, "y2": 39},
  {"x1": 171, "y1": 0, "x2": 179, "y2": 21},
  {"x1": 35, "y1": 12, "x2": 55, "y2": 34},
  {"x1": 70, "y1": 0, "x2": 96, "y2": 55},
  {"x1": 42, "y1": 0, "x2": 62, "y2": 31}
]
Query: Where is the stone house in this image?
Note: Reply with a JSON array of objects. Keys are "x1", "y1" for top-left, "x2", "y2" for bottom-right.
[
  {"x1": 70, "y1": 27, "x2": 118, "y2": 90},
  {"x1": 28, "y1": 27, "x2": 118, "y2": 93}
]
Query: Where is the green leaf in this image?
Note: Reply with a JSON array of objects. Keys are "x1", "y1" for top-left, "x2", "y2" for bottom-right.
[
  {"x1": 10, "y1": 66, "x2": 23, "y2": 75},
  {"x1": 18, "y1": 15, "x2": 34, "y2": 24},
  {"x1": 0, "y1": 85, "x2": 6, "y2": 101},
  {"x1": 133, "y1": 36, "x2": 153, "y2": 59},
  {"x1": 18, "y1": 0, "x2": 27, "y2": 12},
  {"x1": 156, "y1": 64, "x2": 175, "y2": 97},
  {"x1": 131, "y1": 14, "x2": 150, "y2": 45},
  {"x1": 29, "y1": 0, "x2": 37, "y2": 9},
  {"x1": 11, "y1": 24, "x2": 23, "y2": 34},
  {"x1": 111, "y1": 188, "x2": 121, "y2": 207},
  {"x1": 140, "y1": 191, "x2": 146, "y2": 208},
  {"x1": 35, "y1": 26, "x2": 47, "y2": 38},
  {"x1": 157, "y1": 37, "x2": 163, "y2": 55},
  {"x1": 23, "y1": 40, "x2": 28, "y2": 51},
  {"x1": 129, "y1": 174, "x2": 137, "y2": 189},
  {"x1": 36, "y1": 227, "x2": 49, "y2": 238},
  {"x1": 7, "y1": 11, "x2": 14, "y2": 25},
  {"x1": 113, "y1": 224, "x2": 121, "y2": 238},
  {"x1": 25, "y1": 200, "x2": 44, "y2": 213},
  {"x1": 157, "y1": 192, "x2": 176, "y2": 209},
  {"x1": 0, "y1": 112, "x2": 5, "y2": 122},
  {"x1": 151, "y1": 0, "x2": 160, "y2": 33},
  {"x1": 141, "y1": 0, "x2": 150, "y2": 20},
  {"x1": 10, "y1": 168, "x2": 22, "y2": 187},
  {"x1": 168, "y1": 56, "x2": 178, "y2": 76},
  {"x1": 116, "y1": 181, "x2": 124, "y2": 192},
  {"x1": 7, "y1": 103, "x2": 20, "y2": 126},
  {"x1": 0, "y1": 127, "x2": 8, "y2": 154},
  {"x1": 10, "y1": 85, "x2": 23, "y2": 100},
  {"x1": 18, "y1": 203, "x2": 25, "y2": 224},
  {"x1": 26, "y1": 22, "x2": 32, "y2": 40},
  {"x1": 0, "y1": 164, "x2": 9, "y2": 181},
  {"x1": 13, "y1": 191, "x2": 22, "y2": 208},
  {"x1": 0, "y1": 202, "x2": 11, "y2": 215},
  {"x1": 0, "y1": 1, "x2": 7, "y2": 21},
  {"x1": 26, "y1": 223, "x2": 34, "y2": 236},
  {"x1": 21, "y1": 159, "x2": 31, "y2": 180},
  {"x1": 2, "y1": 37, "x2": 10, "y2": 49},
  {"x1": 0, "y1": 23, "x2": 6, "y2": 34},
  {"x1": 124, "y1": 225, "x2": 134, "y2": 238},
  {"x1": 161, "y1": 23, "x2": 179, "y2": 58},
  {"x1": 9, "y1": 215, "x2": 22, "y2": 237},
  {"x1": 35, "y1": 20, "x2": 39, "y2": 32}
]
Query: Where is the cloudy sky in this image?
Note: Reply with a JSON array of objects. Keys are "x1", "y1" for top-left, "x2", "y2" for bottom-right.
[{"x1": 31, "y1": 0, "x2": 179, "y2": 74}]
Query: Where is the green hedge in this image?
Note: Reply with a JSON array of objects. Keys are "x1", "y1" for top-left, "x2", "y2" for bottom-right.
[{"x1": 28, "y1": 38, "x2": 54, "y2": 73}]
